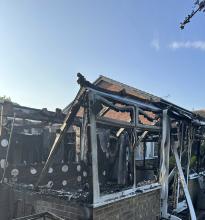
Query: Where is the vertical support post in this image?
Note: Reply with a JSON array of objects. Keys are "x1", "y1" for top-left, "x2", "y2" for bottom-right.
[
  {"x1": 186, "y1": 126, "x2": 193, "y2": 185},
  {"x1": 159, "y1": 111, "x2": 181, "y2": 220},
  {"x1": 88, "y1": 92, "x2": 100, "y2": 204},
  {"x1": 143, "y1": 142, "x2": 146, "y2": 167},
  {"x1": 133, "y1": 106, "x2": 139, "y2": 188},
  {"x1": 1, "y1": 113, "x2": 15, "y2": 183},
  {"x1": 173, "y1": 143, "x2": 196, "y2": 220},
  {"x1": 176, "y1": 123, "x2": 183, "y2": 208},
  {"x1": 160, "y1": 109, "x2": 170, "y2": 218},
  {"x1": 81, "y1": 107, "x2": 88, "y2": 162},
  {"x1": 0, "y1": 105, "x2": 3, "y2": 136},
  {"x1": 196, "y1": 140, "x2": 200, "y2": 173}
]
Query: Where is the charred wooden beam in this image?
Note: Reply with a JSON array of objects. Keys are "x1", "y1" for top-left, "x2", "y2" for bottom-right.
[
  {"x1": 35, "y1": 88, "x2": 86, "y2": 188},
  {"x1": 0, "y1": 102, "x2": 65, "y2": 123},
  {"x1": 77, "y1": 73, "x2": 161, "y2": 113}
]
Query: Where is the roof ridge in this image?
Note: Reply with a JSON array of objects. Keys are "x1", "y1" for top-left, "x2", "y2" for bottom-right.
[{"x1": 94, "y1": 75, "x2": 160, "y2": 101}]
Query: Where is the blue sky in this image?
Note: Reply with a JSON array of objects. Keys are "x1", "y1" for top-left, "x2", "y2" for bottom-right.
[{"x1": 0, "y1": 0, "x2": 205, "y2": 111}]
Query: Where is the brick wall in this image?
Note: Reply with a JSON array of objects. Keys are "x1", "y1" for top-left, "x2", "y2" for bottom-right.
[
  {"x1": 13, "y1": 190, "x2": 92, "y2": 220},
  {"x1": 93, "y1": 189, "x2": 160, "y2": 220},
  {"x1": 12, "y1": 188, "x2": 160, "y2": 220},
  {"x1": 36, "y1": 198, "x2": 92, "y2": 220}
]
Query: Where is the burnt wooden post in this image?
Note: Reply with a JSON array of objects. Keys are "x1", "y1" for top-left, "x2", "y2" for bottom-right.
[
  {"x1": 88, "y1": 91, "x2": 100, "y2": 203},
  {"x1": 159, "y1": 110, "x2": 181, "y2": 220},
  {"x1": 160, "y1": 109, "x2": 170, "y2": 218},
  {"x1": 173, "y1": 143, "x2": 196, "y2": 220}
]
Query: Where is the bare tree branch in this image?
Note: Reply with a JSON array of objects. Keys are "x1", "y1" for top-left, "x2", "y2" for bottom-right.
[{"x1": 180, "y1": 0, "x2": 205, "y2": 29}]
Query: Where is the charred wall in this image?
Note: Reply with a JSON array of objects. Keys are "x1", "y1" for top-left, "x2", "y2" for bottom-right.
[
  {"x1": 12, "y1": 189, "x2": 92, "y2": 220},
  {"x1": 11, "y1": 187, "x2": 160, "y2": 220}
]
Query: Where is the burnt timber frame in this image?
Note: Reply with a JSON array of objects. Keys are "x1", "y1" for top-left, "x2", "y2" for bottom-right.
[
  {"x1": 74, "y1": 74, "x2": 205, "y2": 218},
  {"x1": 2, "y1": 74, "x2": 205, "y2": 220},
  {"x1": 88, "y1": 88, "x2": 161, "y2": 206},
  {"x1": 36, "y1": 74, "x2": 163, "y2": 205}
]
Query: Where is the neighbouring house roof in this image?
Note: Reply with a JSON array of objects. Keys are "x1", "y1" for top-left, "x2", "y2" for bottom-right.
[
  {"x1": 93, "y1": 76, "x2": 159, "y2": 125},
  {"x1": 93, "y1": 75, "x2": 161, "y2": 102}
]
